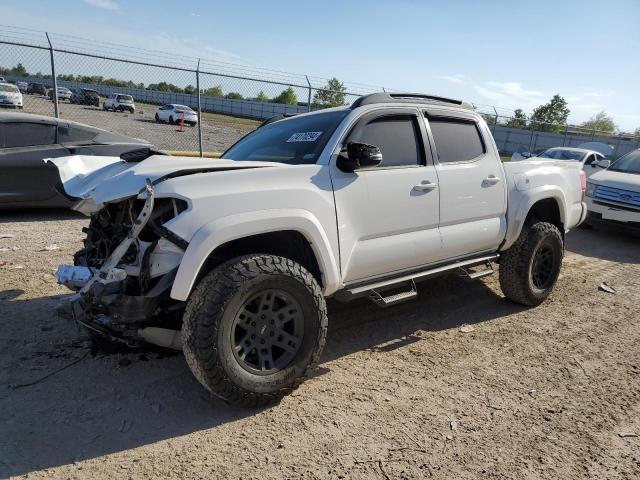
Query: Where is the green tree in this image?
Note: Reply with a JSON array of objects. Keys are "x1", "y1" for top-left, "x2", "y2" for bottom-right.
[
  {"x1": 147, "y1": 81, "x2": 183, "y2": 93},
  {"x1": 506, "y1": 109, "x2": 528, "y2": 129},
  {"x1": 203, "y1": 85, "x2": 223, "y2": 97},
  {"x1": 12, "y1": 63, "x2": 28, "y2": 77},
  {"x1": 313, "y1": 77, "x2": 346, "y2": 108},
  {"x1": 580, "y1": 111, "x2": 616, "y2": 135},
  {"x1": 529, "y1": 94, "x2": 570, "y2": 133},
  {"x1": 272, "y1": 87, "x2": 298, "y2": 105},
  {"x1": 255, "y1": 90, "x2": 269, "y2": 102},
  {"x1": 480, "y1": 113, "x2": 497, "y2": 126},
  {"x1": 183, "y1": 84, "x2": 197, "y2": 95},
  {"x1": 225, "y1": 92, "x2": 244, "y2": 100}
]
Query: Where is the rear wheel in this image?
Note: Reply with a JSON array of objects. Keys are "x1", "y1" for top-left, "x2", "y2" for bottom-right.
[
  {"x1": 182, "y1": 254, "x2": 327, "y2": 407},
  {"x1": 155, "y1": 113, "x2": 160, "y2": 123},
  {"x1": 169, "y1": 115, "x2": 175, "y2": 124},
  {"x1": 499, "y1": 220, "x2": 563, "y2": 306}
]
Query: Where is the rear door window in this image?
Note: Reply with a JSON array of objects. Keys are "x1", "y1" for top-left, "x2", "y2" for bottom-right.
[
  {"x1": 428, "y1": 118, "x2": 485, "y2": 163},
  {"x1": 3, "y1": 122, "x2": 57, "y2": 148}
]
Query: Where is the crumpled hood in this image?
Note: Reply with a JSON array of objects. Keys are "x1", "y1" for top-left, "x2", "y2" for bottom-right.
[{"x1": 47, "y1": 154, "x2": 280, "y2": 211}]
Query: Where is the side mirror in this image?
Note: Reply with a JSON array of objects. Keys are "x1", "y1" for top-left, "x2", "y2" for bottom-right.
[
  {"x1": 521, "y1": 151, "x2": 532, "y2": 158},
  {"x1": 595, "y1": 159, "x2": 611, "y2": 169},
  {"x1": 336, "y1": 142, "x2": 383, "y2": 172}
]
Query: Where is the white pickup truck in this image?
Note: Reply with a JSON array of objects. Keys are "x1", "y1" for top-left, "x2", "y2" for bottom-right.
[{"x1": 51, "y1": 93, "x2": 587, "y2": 406}]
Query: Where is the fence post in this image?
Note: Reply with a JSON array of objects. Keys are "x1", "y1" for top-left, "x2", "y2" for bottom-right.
[
  {"x1": 196, "y1": 58, "x2": 203, "y2": 157},
  {"x1": 492, "y1": 106, "x2": 498, "y2": 135},
  {"x1": 305, "y1": 75, "x2": 312, "y2": 112},
  {"x1": 562, "y1": 124, "x2": 568, "y2": 147},
  {"x1": 45, "y1": 32, "x2": 59, "y2": 119}
]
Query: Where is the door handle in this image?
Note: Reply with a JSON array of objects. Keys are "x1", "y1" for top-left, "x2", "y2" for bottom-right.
[
  {"x1": 483, "y1": 175, "x2": 501, "y2": 186},
  {"x1": 414, "y1": 180, "x2": 438, "y2": 191}
]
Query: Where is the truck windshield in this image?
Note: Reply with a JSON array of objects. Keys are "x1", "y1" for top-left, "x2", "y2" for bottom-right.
[
  {"x1": 609, "y1": 150, "x2": 640, "y2": 175},
  {"x1": 222, "y1": 110, "x2": 349, "y2": 164}
]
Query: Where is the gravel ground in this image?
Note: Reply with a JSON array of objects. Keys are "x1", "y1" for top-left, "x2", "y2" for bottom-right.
[
  {"x1": 0, "y1": 212, "x2": 639, "y2": 479},
  {"x1": 17, "y1": 95, "x2": 257, "y2": 152}
]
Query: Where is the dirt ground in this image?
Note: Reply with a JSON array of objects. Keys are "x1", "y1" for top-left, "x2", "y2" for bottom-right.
[{"x1": 0, "y1": 211, "x2": 639, "y2": 479}]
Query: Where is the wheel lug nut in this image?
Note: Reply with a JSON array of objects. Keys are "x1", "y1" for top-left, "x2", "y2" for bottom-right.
[
  {"x1": 261, "y1": 314, "x2": 266, "y2": 319},
  {"x1": 251, "y1": 334, "x2": 256, "y2": 339},
  {"x1": 251, "y1": 322, "x2": 256, "y2": 326}
]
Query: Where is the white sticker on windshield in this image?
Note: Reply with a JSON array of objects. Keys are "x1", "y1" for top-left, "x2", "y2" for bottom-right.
[{"x1": 286, "y1": 131, "x2": 323, "y2": 143}]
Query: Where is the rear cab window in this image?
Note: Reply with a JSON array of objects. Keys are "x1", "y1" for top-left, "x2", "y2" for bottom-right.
[{"x1": 427, "y1": 115, "x2": 485, "y2": 163}]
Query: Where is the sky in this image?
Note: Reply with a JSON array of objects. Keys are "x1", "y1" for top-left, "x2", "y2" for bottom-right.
[{"x1": 1, "y1": 0, "x2": 639, "y2": 130}]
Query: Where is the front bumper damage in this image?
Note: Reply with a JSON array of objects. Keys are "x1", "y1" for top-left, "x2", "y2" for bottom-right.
[{"x1": 56, "y1": 180, "x2": 185, "y2": 350}]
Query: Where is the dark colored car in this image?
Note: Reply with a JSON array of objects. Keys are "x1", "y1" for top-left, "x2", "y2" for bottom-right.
[
  {"x1": 27, "y1": 82, "x2": 48, "y2": 95},
  {"x1": 70, "y1": 88, "x2": 100, "y2": 107},
  {"x1": 0, "y1": 113, "x2": 159, "y2": 209}
]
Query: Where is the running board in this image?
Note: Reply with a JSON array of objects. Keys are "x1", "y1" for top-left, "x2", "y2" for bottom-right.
[
  {"x1": 336, "y1": 254, "x2": 500, "y2": 303},
  {"x1": 369, "y1": 280, "x2": 417, "y2": 307}
]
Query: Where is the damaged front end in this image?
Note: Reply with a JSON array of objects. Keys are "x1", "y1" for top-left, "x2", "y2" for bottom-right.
[{"x1": 56, "y1": 180, "x2": 186, "y2": 350}]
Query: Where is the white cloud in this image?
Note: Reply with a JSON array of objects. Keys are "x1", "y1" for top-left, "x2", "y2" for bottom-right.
[
  {"x1": 439, "y1": 73, "x2": 466, "y2": 84},
  {"x1": 191, "y1": 13, "x2": 201, "y2": 17},
  {"x1": 82, "y1": 0, "x2": 120, "y2": 10},
  {"x1": 474, "y1": 81, "x2": 547, "y2": 111}
]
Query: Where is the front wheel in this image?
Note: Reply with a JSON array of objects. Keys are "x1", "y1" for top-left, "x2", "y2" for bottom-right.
[
  {"x1": 499, "y1": 220, "x2": 563, "y2": 306},
  {"x1": 169, "y1": 115, "x2": 175, "y2": 124},
  {"x1": 182, "y1": 254, "x2": 328, "y2": 407}
]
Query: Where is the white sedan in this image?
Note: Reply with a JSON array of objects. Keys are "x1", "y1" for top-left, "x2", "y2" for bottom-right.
[
  {"x1": 154, "y1": 104, "x2": 198, "y2": 126},
  {"x1": 0, "y1": 83, "x2": 23, "y2": 109}
]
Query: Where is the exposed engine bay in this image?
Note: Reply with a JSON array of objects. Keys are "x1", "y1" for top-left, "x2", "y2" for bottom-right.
[{"x1": 57, "y1": 182, "x2": 187, "y2": 349}]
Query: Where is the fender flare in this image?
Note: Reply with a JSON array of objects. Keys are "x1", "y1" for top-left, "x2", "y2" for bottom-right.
[
  {"x1": 501, "y1": 186, "x2": 567, "y2": 251},
  {"x1": 169, "y1": 208, "x2": 341, "y2": 301}
]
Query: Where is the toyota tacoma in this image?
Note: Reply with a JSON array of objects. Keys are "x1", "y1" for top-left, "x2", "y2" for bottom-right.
[{"x1": 51, "y1": 93, "x2": 587, "y2": 406}]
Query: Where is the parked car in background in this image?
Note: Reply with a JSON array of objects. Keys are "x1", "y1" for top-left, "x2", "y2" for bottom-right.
[
  {"x1": 155, "y1": 104, "x2": 198, "y2": 125},
  {"x1": 103, "y1": 93, "x2": 135, "y2": 113},
  {"x1": 537, "y1": 147, "x2": 606, "y2": 176},
  {"x1": 0, "y1": 83, "x2": 23, "y2": 109},
  {"x1": 70, "y1": 88, "x2": 100, "y2": 107},
  {"x1": 27, "y1": 82, "x2": 48, "y2": 95},
  {"x1": 516, "y1": 147, "x2": 605, "y2": 177},
  {"x1": 0, "y1": 112, "x2": 159, "y2": 209},
  {"x1": 16, "y1": 81, "x2": 28, "y2": 93},
  {"x1": 49, "y1": 86, "x2": 73, "y2": 102},
  {"x1": 585, "y1": 149, "x2": 640, "y2": 234}
]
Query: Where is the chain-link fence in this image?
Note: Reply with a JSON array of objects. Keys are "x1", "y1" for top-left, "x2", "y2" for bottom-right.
[{"x1": 1, "y1": 26, "x2": 639, "y2": 158}]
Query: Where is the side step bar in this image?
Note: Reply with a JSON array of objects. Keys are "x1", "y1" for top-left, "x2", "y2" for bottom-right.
[{"x1": 337, "y1": 254, "x2": 499, "y2": 305}]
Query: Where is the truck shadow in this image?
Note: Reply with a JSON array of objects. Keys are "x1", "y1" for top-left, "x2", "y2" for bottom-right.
[
  {"x1": 0, "y1": 274, "x2": 516, "y2": 477},
  {"x1": 0, "y1": 209, "x2": 83, "y2": 223},
  {"x1": 565, "y1": 227, "x2": 640, "y2": 264}
]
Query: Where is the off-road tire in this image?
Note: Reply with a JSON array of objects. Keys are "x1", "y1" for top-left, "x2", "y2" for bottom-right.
[
  {"x1": 499, "y1": 220, "x2": 563, "y2": 306},
  {"x1": 182, "y1": 254, "x2": 328, "y2": 407}
]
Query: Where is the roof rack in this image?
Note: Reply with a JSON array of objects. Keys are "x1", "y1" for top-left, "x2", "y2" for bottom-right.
[
  {"x1": 259, "y1": 112, "x2": 299, "y2": 127},
  {"x1": 351, "y1": 92, "x2": 473, "y2": 110}
]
